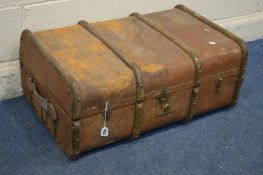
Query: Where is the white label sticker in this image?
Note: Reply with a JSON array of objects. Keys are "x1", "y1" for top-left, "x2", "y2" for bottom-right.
[
  {"x1": 209, "y1": 41, "x2": 216, "y2": 45},
  {"x1": 101, "y1": 126, "x2": 109, "y2": 137}
]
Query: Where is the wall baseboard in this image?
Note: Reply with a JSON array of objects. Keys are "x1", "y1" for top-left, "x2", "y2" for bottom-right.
[
  {"x1": 0, "y1": 60, "x2": 21, "y2": 101},
  {"x1": 0, "y1": 12, "x2": 262, "y2": 101}
]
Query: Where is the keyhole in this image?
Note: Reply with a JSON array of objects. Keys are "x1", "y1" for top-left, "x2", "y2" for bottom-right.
[{"x1": 162, "y1": 103, "x2": 170, "y2": 112}]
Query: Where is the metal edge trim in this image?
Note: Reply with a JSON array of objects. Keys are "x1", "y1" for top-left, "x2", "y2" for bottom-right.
[
  {"x1": 130, "y1": 12, "x2": 202, "y2": 121},
  {"x1": 78, "y1": 20, "x2": 144, "y2": 139},
  {"x1": 175, "y1": 4, "x2": 248, "y2": 106},
  {"x1": 71, "y1": 120, "x2": 80, "y2": 158}
]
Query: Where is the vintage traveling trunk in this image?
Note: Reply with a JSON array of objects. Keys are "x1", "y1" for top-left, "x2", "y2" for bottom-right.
[{"x1": 19, "y1": 5, "x2": 248, "y2": 158}]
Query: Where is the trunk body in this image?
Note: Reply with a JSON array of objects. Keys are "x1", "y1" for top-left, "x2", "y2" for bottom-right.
[{"x1": 19, "y1": 5, "x2": 247, "y2": 158}]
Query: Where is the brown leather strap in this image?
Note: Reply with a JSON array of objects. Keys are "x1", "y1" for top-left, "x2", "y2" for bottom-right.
[
  {"x1": 175, "y1": 4, "x2": 248, "y2": 106},
  {"x1": 130, "y1": 12, "x2": 202, "y2": 121},
  {"x1": 79, "y1": 20, "x2": 144, "y2": 139}
]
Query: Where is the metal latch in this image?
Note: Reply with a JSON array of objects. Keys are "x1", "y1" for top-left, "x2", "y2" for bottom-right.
[
  {"x1": 155, "y1": 87, "x2": 176, "y2": 116},
  {"x1": 216, "y1": 74, "x2": 224, "y2": 93}
]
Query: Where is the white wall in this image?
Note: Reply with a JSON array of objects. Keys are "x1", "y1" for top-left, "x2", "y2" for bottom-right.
[{"x1": 0, "y1": 0, "x2": 263, "y2": 100}]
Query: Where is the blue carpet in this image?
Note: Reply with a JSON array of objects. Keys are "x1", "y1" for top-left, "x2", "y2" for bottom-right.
[{"x1": 0, "y1": 39, "x2": 263, "y2": 175}]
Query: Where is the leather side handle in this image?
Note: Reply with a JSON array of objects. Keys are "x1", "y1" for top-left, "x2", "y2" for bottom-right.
[{"x1": 28, "y1": 78, "x2": 57, "y2": 121}]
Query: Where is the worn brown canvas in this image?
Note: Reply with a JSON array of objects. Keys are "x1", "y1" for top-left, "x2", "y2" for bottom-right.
[{"x1": 19, "y1": 5, "x2": 248, "y2": 159}]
